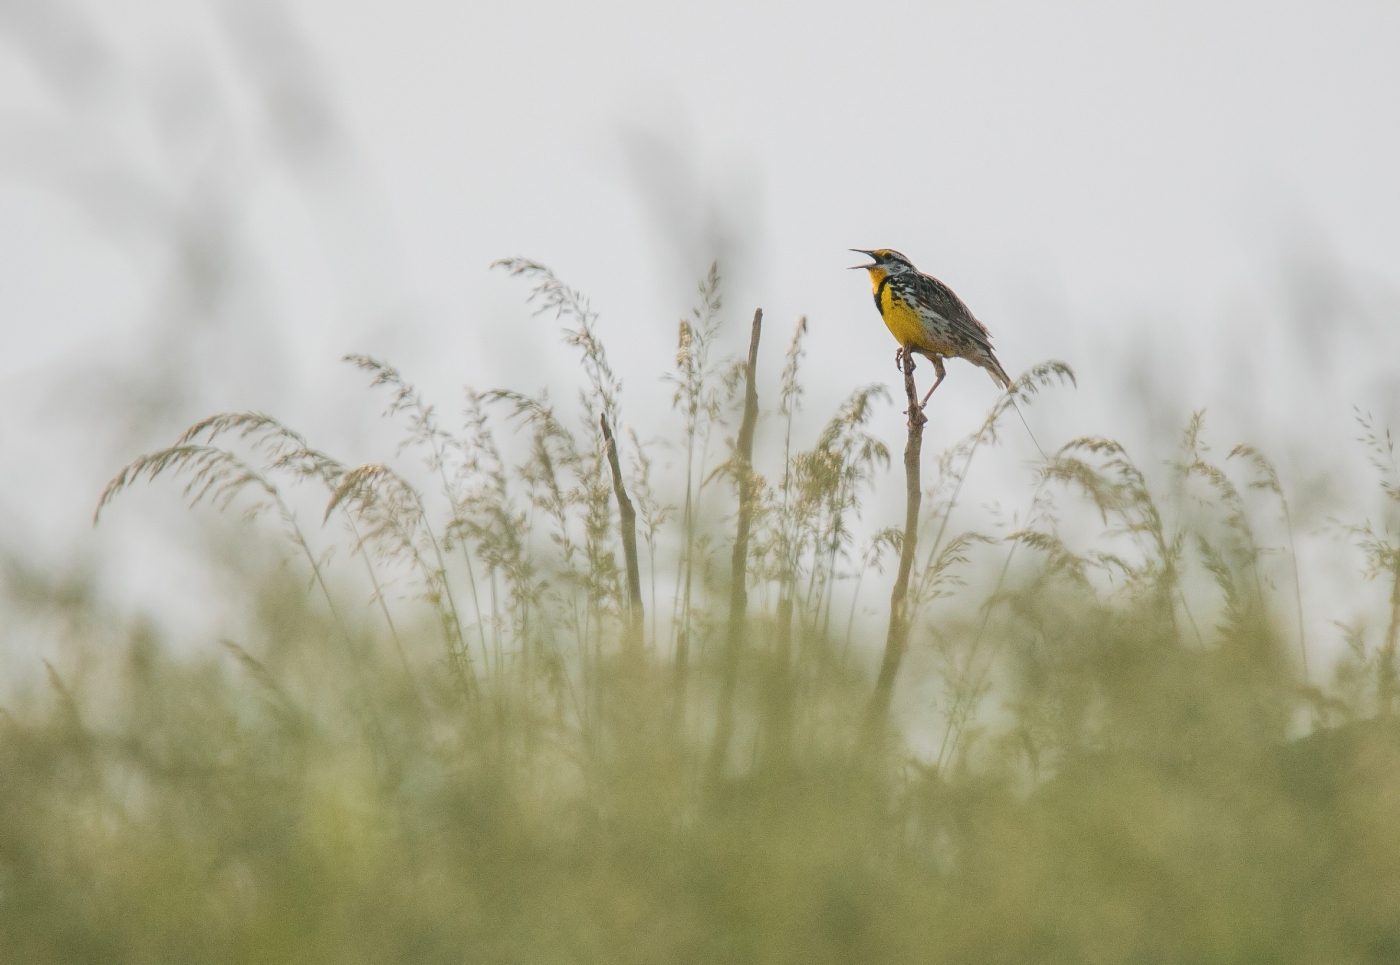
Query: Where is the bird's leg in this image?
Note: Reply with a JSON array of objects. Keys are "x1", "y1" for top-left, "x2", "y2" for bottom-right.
[
  {"x1": 894, "y1": 346, "x2": 906, "y2": 373},
  {"x1": 919, "y1": 356, "x2": 947, "y2": 407}
]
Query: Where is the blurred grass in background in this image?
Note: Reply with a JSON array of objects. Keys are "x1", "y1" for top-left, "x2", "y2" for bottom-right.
[{"x1": 5, "y1": 258, "x2": 1400, "y2": 965}]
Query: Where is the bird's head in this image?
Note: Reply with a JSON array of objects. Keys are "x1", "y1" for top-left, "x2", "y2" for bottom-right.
[{"x1": 850, "y1": 248, "x2": 915, "y2": 278}]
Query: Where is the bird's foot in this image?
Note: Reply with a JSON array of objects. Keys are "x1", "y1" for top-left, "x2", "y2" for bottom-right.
[{"x1": 894, "y1": 347, "x2": 906, "y2": 373}]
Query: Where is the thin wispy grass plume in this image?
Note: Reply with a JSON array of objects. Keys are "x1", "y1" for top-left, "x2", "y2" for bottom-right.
[{"x1": 3, "y1": 248, "x2": 1398, "y2": 964}]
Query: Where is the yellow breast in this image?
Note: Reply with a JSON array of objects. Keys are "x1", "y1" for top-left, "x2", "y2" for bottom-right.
[
  {"x1": 868, "y1": 270, "x2": 928, "y2": 350},
  {"x1": 881, "y1": 289, "x2": 929, "y2": 348}
]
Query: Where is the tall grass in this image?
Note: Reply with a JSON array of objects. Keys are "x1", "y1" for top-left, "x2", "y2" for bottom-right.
[{"x1": 6, "y1": 261, "x2": 1400, "y2": 963}]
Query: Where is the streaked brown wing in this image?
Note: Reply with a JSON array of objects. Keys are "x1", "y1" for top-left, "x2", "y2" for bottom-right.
[{"x1": 910, "y1": 271, "x2": 996, "y2": 353}]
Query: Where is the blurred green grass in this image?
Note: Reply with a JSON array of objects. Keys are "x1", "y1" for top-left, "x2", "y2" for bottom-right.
[
  {"x1": 5, "y1": 263, "x2": 1400, "y2": 964},
  {"x1": 5, "y1": 570, "x2": 1399, "y2": 964}
]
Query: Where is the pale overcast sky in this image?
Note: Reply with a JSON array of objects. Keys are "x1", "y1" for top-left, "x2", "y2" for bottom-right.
[{"x1": 4, "y1": 1, "x2": 1397, "y2": 408}]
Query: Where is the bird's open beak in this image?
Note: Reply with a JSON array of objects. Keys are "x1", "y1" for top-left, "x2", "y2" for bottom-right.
[{"x1": 849, "y1": 249, "x2": 877, "y2": 270}]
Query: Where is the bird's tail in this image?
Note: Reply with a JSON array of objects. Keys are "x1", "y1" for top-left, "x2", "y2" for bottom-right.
[{"x1": 984, "y1": 355, "x2": 1013, "y2": 390}]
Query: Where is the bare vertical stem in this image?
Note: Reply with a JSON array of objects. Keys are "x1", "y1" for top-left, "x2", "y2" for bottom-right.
[
  {"x1": 601, "y1": 412, "x2": 644, "y2": 656},
  {"x1": 864, "y1": 350, "x2": 927, "y2": 744},
  {"x1": 708, "y1": 309, "x2": 763, "y2": 784}
]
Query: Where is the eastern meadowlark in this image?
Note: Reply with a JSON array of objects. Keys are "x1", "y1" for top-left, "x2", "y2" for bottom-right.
[{"x1": 851, "y1": 248, "x2": 1011, "y2": 406}]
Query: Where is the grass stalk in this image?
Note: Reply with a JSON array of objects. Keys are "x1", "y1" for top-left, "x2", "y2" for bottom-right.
[
  {"x1": 864, "y1": 349, "x2": 927, "y2": 744},
  {"x1": 708, "y1": 309, "x2": 763, "y2": 784},
  {"x1": 601, "y1": 412, "x2": 644, "y2": 656}
]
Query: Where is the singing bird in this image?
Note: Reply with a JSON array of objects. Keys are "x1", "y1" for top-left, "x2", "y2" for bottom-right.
[{"x1": 851, "y1": 248, "x2": 1011, "y2": 406}]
